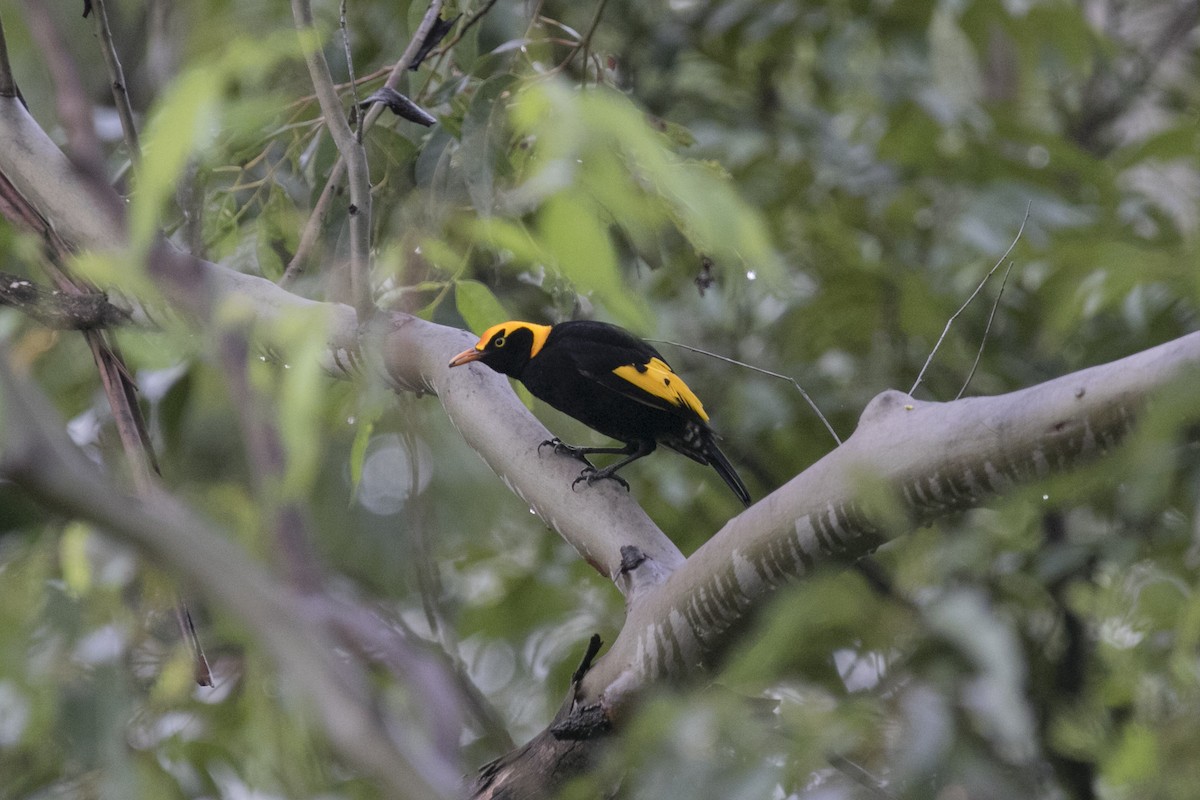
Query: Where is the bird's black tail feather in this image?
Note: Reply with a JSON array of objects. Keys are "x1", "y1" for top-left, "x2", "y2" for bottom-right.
[
  {"x1": 667, "y1": 421, "x2": 751, "y2": 506},
  {"x1": 703, "y1": 439, "x2": 751, "y2": 507}
]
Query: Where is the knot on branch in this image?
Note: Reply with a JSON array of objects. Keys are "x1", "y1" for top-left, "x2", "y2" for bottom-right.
[
  {"x1": 619, "y1": 544, "x2": 646, "y2": 573},
  {"x1": 615, "y1": 544, "x2": 674, "y2": 599},
  {"x1": 858, "y1": 389, "x2": 919, "y2": 427},
  {"x1": 549, "y1": 702, "x2": 612, "y2": 740},
  {"x1": 551, "y1": 634, "x2": 614, "y2": 740},
  {"x1": 0, "y1": 272, "x2": 129, "y2": 330}
]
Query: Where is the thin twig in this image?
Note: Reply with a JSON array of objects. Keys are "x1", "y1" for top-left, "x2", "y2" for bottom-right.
[
  {"x1": 20, "y1": 0, "x2": 106, "y2": 174},
  {"x1": 826, "y1": 753, "x2": 894, "y2": 800},
  {"x1": 909, "y1": 204, "x2": 1030, "y2": 396},
  {"x1": 6, "y1": 8, "x2": 211, "y2": 685},
  {"x1": 281, "y1": 159, "x2": 343, "y2": 286},
  {"x1": 955, "y1": 261, "x2": 1014, "y2": 400},
  {"x1": 550, "y1": 0, "x2": 611, "y2": 79},
  {"x1": 647, "y1": 339, "x2": 843, "y2": 446},
  {"x1": 433, "y1": 0, "x2": 502, "y2": 58},
  {"x1": 89, "y1": 0, "x2": 142, "y2": 162},
  {"x1": 339, "y1": 0, "x2": 364, "y2": 144},
  {"x1": 579, "y1": 0, "x2": 611, "y2": 83},
  {"x1": 281, "y1": 0, "x2": 444, "y2": 286},
  {"x1": 217, "y1": 326, "x2": 324, "y2": 592},
  {"x1": 291, "y1": 0, "x2": 374, "y2": 319}
]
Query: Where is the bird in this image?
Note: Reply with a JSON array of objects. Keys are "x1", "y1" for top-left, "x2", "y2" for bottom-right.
[{"x1": 448, "y1": 319, "x2": 751, "y2": 506}]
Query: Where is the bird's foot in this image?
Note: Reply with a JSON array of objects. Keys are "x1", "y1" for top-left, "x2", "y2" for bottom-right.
[
  {"x1": 539, "y1": 437, "x2": 593, "y2": 466},
  {"x1": 572, "y1": 466, "x2": 630, "y2": 493}
]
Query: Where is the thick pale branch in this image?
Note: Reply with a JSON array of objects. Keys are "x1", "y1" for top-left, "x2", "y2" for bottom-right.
[
  {"x1": 378, "y1": 312, "x2": 685, "y2": 581},
  {"x1": 583, "y1": 331, "x2": 1200, "y2": 703},
  {"x1": 0, "y1": 93, "x2": 681, "y2": 587},
  {"x1": 470, "y1": 332, "x2": 1200, "y2": 798}
]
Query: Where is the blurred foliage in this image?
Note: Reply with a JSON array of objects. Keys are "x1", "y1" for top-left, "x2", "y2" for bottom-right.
[{"x1": 0, "y1": 0, "x2": 1198, "y2": 798}]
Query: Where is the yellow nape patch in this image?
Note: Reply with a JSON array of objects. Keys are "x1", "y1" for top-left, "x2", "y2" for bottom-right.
[
  {"x1": 613, "y1": 357, "x2": 709, "y2": 421},
  {"x1": 474, "y1": 321, "x2": 553, "y2": 357}
]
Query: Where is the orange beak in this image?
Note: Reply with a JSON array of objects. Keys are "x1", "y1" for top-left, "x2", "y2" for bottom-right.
[{"x1": 448, "y1": 347, "x2": 485, "y2": 368}]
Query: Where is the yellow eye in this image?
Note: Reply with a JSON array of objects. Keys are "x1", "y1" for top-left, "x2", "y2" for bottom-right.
[{"x1": 493, "y1": 335, "x2": 506, "y2": 348}]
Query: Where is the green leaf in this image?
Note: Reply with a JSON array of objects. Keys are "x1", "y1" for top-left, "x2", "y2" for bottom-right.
[
  {"x1": 1104, "y1": 723, "x2": 1160, "y2": 786},
  {"x1": 460, "y1": 74, "x2": 519, "y2": 216},
  {"x1": 129, "y1": 69, "x2": 221, "y2": 253},
  {"x1": 539, "y1": 190, "x2": 648, "y2": 329},
  {"x1": 455, "y1": 279, "x2": 510, "y2": 332},
  {"x1": 348, "y1": 416, "x2": 376, "y2": 500}
]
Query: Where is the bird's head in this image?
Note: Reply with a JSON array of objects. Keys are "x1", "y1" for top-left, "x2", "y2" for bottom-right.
[{"x1": 447, "y1": 321, "x2": 552, "y2": 377}]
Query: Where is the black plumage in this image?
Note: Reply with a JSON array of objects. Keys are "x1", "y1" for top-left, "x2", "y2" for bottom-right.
[{"x1": 448, "y1": 319, "x2": 751, "y2": 506}]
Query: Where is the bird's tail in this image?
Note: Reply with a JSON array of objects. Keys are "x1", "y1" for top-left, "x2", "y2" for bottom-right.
[{"x1": 703, "y1": 438, "x2": 751, "y2": 507}]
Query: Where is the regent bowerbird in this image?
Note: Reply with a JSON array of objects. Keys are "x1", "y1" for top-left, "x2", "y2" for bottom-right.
[{"x1": 448, "y1": 319, "x2": 751, "y2": 506}]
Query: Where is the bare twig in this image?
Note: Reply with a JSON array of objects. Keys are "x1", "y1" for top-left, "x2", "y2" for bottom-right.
[
  {"x1": 20, "y1": 0, "x2": 105, "y2": 174},
  {"x1": 0, "y1": 354, "x2": 452, "y2": 799},
  {"x1": 955, "y1": 261, "x2": 1014, "y2": 400},
  {"x1": 648, "y1": 339, "x2": 842, "y2": 447},
  {"x1": 909, "y1": 205, "x2": 1029, "y2": 396},
  {"x1": 550, "y1": 0, "x2": 611, "y2": 79},
  {"x1": 281, "y1": 0, "x2": 444, "y2": 286},
  {"x1": 0, "y1": 272, "x2": 130, "y2": 329},
  {"x1": 339, "y1": 0, "x2": 364, "y2": 143},
  {"x1": 433, "y1": 0, "x2": 502, "y2": 58},
  {"x1": 0, "y1": 34, "x2": 212, "y2": 681},
  {"x1": 215, "y1": 324, "x2": 325, "y2": 592},
  {"x1": 827, "y1": 754, "x2": 894, "y2": 800},
  {"x1": 89, "y1": 0, "x2": 142, "y2": 162},
  {"x1": 291, "y1": 0, "x2": 374, "y2": 320},
  {"x1": 579, "y1": 0, "x2": 611, "y2": 83},
  {"x1": 280, "y1": 158, "x2": 342, "y2": 286}
]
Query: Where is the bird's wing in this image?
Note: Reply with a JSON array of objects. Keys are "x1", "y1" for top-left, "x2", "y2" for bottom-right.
[{"x1": 572, "y1": 349, "x2": 710, "y2": 423}]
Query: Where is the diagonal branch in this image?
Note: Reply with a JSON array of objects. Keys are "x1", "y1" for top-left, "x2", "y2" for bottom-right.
[
  {"x1": 88, "y1": 0, "x2": 141, "y2": 163},
  {"x1": 291, "y1": 0, "x2": 373, "y2": 318},
  {"x1": 0, "y1": 352, "x2": 453, "y2": 799},
  {"x1": 471, "y1": 331, "x2": 1200, "y2": 798},
  {"x1": 0, "y1": 92, "x2": 681, "y2": 590},
  {"x1": 282, "y1": 0, "x2": 444, "y2": 285},
  {"x1": 0, "y1": 271, "x2": 129, "y2": 329}
]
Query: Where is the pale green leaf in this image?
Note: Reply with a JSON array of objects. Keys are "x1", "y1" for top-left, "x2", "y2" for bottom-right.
[{"x1": 455, "y1": 279, "x2": 510, "y2": 332}]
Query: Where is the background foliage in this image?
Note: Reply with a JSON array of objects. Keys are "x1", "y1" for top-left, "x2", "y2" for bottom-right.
[{"x1": 0, "y1": 0, "x2": 1197, "y2": 798}]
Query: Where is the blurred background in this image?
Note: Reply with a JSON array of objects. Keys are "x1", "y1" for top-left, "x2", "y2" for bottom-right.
[{"x1": 0, "y1": 0, "x2": 1197, "y2": 798}]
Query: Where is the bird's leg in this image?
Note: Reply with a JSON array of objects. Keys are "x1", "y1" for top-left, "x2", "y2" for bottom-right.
[
  {"x1": 572, "y1": 440, "x2": 656, "y2": 493},
  {"x1": 539, "y1": 437, "x2": 632, "y2": 465}
]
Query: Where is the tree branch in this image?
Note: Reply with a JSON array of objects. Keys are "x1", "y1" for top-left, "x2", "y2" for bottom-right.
[
  {"x1": 0, "y1": 93, "x2": 682, "y2": 589},
  {"x1": 0, "y1": 351, "x2": 454, "y2": 800},
  {"x1": 291, "y1": 0, "x2": 373, "y2": 318},
  {"x1": 282, "y1": 0, "x2": 444, "y2": 285},
  {"x1": 0, "y1": 271, "x2": 129, "y2": 329},
  {"x1": 472, "y1": 332, "x2": 1200, "y2": 797},
  {"x1": 88, "y1": 0, "x2": 142, "y2": 163}
]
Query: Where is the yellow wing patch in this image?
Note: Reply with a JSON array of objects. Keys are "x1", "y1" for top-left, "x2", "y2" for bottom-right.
[{"x1": 612, "y1": 357, "x2": 709, "y2": 421}]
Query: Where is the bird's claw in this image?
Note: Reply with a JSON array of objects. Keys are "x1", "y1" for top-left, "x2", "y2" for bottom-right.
[
  {"x1": 572, "y1": 466, "x2": 630, "y2": 493},
  {"x1": 540, "y1": 437, "x2": 593, "y2": 466}
]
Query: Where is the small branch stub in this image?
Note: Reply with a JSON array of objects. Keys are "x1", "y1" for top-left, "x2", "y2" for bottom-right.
[{"x1": 0, "y1": 273, "x2": 129, "y2": 329}]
